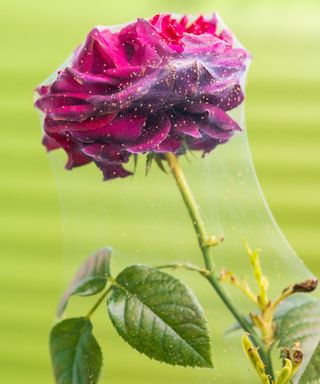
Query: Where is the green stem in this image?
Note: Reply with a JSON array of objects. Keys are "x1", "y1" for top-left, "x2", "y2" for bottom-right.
[
  {"x1": 86, "y1": 285, "x2": 113, "y2": 319},
  {"x1": 156, "y1": 262, "x2": 209, "y2": 275},
  {"x1": 164, "y1": 152, "x2": 274, "y2": 381},
  {"x1": 164, "y1": 153, "x2": 212, "y2": 270}
]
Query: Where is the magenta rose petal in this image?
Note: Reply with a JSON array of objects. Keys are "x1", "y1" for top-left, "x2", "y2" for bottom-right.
[
  {"x1": 44, "y1": 114, "x2": 117, "y2": 133},
  {"x1": 201, "y1": 83, "x2": 245, "y2": 111},
  {"x1": 191, "y1": 103, "x2": 241, "y2": 131},
  {"x1": 218, "y1": 84, "x2": 244, "y2": 111},
  {"x1": 42, "y1": 134, "x2": 61, "y2": 151},
  {"x1": 94, "y1": 29, "x2": 129, "y2": 68},
  {"x1": 154, "y1": 136, "x2": 182, "y2": 153},
  {"x1": 47, "y1": 104, "x2": 97, "y2": 122},
  {"x1": 135, "y1": 19, "x2": 175, "y2": 56},
  {"x1": 118, "y1": 19, "x2": 172, "y2": 62},
  {"x1": 173, "y1": 61, "x2": 201, "y2": 98},
  {"x1": 65, "y1": 150, "x2": 92, "y2": 169},
  {"x1": 35, "y1": 94, "x2": 95, "y2": 121},
  {"x1": 96, "y1": 163, "x2": 133, "y2": 180},
  {"x1": 126, "y1": 113, "x2": 171, "y2": 153},
  {"x1": 150, "y1": 14, "x2": 185, "y2": 52},
  {"x1": 36, "y1": 85, "x2": 50, "y2": 96},
  {"x1": 67, "y1": 67, "x2": 120, "y2": 87},
  {"x1": 171, "y1": 114, "x2": 201, "y2": 138},
  {"x1": 73, "y1": 28, "x2": 128, "y2": 73},
  {"x1": 214, "y1": 49, "x2": 248, "y2": 76},
  {"x1": 71, "y1": 113, "x2": 146, "y2": 143},
  {"x1": 87, "y1": 69, "x2": 162, "y2": 111},
  {"x1": 186, "y1": 15, "x2": 218, "y2": 36},
  {"x1": 118, "y1": 21, "x2": 165, "y2": 67},
  {"x1": 82, "y1": 143, "x2": 129, "y2": 163},
  {"x1": 50, "y1": 69, "x2": 84, "y2": 94},
  {"x1": 188, "y1": 137, "x2": 223, "y2": 153},
  {"x1": 181, "y1": 33, "x2": 226, "y2": 55},
  {"x1": 130, "y1": 45, "x2": 162, "y2": 67},
  {"x1": 72, "y1": 29, "x2": 99, "y2": 72},
  {"x1": 219, "y1": 29, "x2": 233, "y2": 45},
  {"x1": 204, "y1": 105, "x2": 241, "y2": 132},
  {"x1": 199, "y1": 124, "x2": 235, "y2": 141},
  {"x1": 35, "y1": 93, "x2": 90, "y2": 111},
  {"x1": 46, "y1": 132, "x2": 92, "y2": 169},
  {"x1": 35, "y1": 13, "x2": 250, "y2": 181},
  {"x1": 103, "y1": 66, "x2": 145, "y2": 80}
]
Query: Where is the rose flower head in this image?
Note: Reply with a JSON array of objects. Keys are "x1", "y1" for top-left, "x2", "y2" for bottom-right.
[{"x1": 35, "y1": 13, "x2": 251, "y2": 180}]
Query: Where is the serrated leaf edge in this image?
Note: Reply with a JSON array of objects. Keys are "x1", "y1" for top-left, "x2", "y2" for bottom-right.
[
  {"x1": 108, "y1": 266, "x2": 212, "y2": 368},
  {"x1": 50, "y1": 318, "x2": 102, "y2": 384}
]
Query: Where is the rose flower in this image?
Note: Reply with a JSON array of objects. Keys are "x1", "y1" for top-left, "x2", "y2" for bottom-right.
[{"x1": 35, "y1": 14, "x2": 250, "y2": 180}]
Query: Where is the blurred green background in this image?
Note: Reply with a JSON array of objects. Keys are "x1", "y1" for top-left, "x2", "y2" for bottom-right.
[{"x1": 1, "y1": 0, "x2": 320, "y2": 383}]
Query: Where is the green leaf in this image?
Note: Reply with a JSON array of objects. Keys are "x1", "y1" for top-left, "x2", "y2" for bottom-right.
[
  {"x1": 225, "y1": 294, "x2": 317, "y2": 335},
  {"x1": 50, "y1": 317, "x2": 102, "y2": 384},
  {"x1": 154, "y1": 155, "x2": 168, "y2": 174},
  {"x1": 277, "y1": 296, "x2": 320, "y2": 383},
  {"x1": 57, "y1": 248, "x2": 111, "y2": 317},
  {"x1": 133, "y1": 154, "x2": 138, "y2": 173},
  {"x1": 275, "y1": 294, "x2": 317, "y2": 320},
  {"x1": 107, "y1": 265, "x2": 212, "y2": 368},
  {"x1": 299, "y1": 343, "x2": 320, "y2": 384},
  {"x1": 145, "y1": 153, "x2": 154, "y2": 175},
  {"x1": 278, "y1": 296, "x2": 320, "y2": 347}
]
